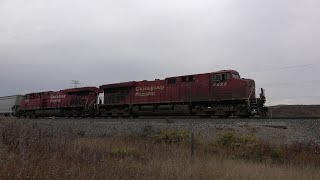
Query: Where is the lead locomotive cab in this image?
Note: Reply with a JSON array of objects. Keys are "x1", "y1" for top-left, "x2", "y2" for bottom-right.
[
  {"x1": 212, "y1": 70, "x2": 240, "y2": 84},
  {"x1": 207, "y1": 70, "x2": 267, "y2": 117},
  {"x1": 211, "y1": 70, "x2": 255, "y2": 100},
  {"x1": 212, "y1": 70, "x2": 240, "y2": 83}
]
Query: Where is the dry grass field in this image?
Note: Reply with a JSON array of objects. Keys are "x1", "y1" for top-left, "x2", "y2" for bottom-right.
[{"x1": 0, "y1": 117, "x2": 319, "y2": 179}]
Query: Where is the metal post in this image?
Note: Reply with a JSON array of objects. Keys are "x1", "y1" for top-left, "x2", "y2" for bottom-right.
[{"x1": 190, "y1": 132, "x2": 195, "y2": 157}]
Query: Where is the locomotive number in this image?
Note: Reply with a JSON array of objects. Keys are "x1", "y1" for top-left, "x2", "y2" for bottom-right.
[{"x1": 213, "y1": 82, "x2": 227, "y2": 87}]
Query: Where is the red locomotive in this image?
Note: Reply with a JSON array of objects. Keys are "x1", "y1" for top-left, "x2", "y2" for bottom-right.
[
  {"x1": 15, "y1": 70, "x2": 267, "y2": 118},
  {"x1": 17, "y1": 87, "x2": 101, "y2": 118},
  {"x1": 99, "y1": 70, "x2": 267, "y2": 118}
]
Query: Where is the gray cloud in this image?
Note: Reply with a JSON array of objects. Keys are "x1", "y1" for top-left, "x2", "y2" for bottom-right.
[{"x1": 1, "y1": 0, "x2": 320, "y2": 105}]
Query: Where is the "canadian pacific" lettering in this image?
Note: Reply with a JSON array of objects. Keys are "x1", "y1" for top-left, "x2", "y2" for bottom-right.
[
  {"x1": 135, "y1": 86, "x2": 165, "y2": 92},
  {"x1": 50, "y1": 94, "x2": 66, "y2": 103},
  {"x1": 135, "y1": 85, "x2": 165, "y2": 97}
]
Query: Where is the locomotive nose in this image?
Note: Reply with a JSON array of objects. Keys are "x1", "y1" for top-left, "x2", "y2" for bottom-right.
[{"x1": 245, "y1": 79, "x2": 255, "y2": 87}]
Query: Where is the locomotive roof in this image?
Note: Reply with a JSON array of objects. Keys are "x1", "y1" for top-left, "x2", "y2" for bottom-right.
[
  {"x1": 100, "y1": 82, "x2": 135, "y2": 89},
  {"x1": 25, "y1": 91, "x2": 52, "y2": 95},
  {"x1": 214, "y1": 70, "x2": 239, "y2": 74},
  {"x1": 100, "y1": 70, "x2": 240, "y2": 89},
  {"x1": 25, "y1": 87, "x2": 101, "y2": 95},
  {"x1": 62, "y1": 87, "x2": 101, "y2": 93},
  {"x1": 165, "y1": 70, "x2": 239, "y2": 79}
]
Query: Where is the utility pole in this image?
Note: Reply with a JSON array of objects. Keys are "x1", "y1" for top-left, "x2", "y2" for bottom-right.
[{"x1": 71, "y1": 80, "x2": 80, "y2": 88}]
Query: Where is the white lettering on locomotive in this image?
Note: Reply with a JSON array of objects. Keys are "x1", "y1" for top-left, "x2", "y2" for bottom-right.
[
  {"x1": 50, "y1": 95, "x2": 66, "y2": 99},
  {"x1": 49, "y1": 94, "x2": 66, "y2": 103},
  {"x1": 135, "y1": 85, "x2": 164, "y2": 96},
  {"x1": 50, "y1": 99, "x2": 62, "y2": 103},
  {"x1": 213, "y1": 82, "x2": 227, "y2": 87},
  {"x1": 135, "y1": 92, "x2": 156, "y2": 97},
  {"x1": 135, "y1": 85, "x2": 165, "y2": 92}
]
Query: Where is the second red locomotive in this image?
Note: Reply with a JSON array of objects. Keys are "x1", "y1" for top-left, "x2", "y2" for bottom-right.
[{"x1": 17, "y1": 87, "x2": 101, "y2": 118}]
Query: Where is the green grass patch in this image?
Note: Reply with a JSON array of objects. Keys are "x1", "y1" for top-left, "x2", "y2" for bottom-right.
[
  {"x1": 153, "y1": 129, "x2": 191, "y2": 144},
  {"x1": 110, "y1": 147, "x2": 140, "y2": 158}
]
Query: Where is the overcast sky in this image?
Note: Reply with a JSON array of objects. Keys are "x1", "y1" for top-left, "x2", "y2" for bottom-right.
[{"x1": 1, "y1": 0, "x2": 320, "y2": 105}]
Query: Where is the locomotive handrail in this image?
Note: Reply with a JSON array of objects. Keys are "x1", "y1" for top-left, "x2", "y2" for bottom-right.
[
  {"x1": 246, "y1": 86, "x2": 255, "y2": 111},
  {"x1": 88, "y1": 99, "x2": 95, "y2": 108},
  {"x1": 248, "y1": 86, "x2": 254, "y2": 100},
  {"x1": 84, "y1": 98, "x2": 89, "y2": 110}
]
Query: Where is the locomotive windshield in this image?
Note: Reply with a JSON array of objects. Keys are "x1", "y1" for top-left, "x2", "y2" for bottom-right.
[
  {"x1": 213, "y1": 73, "x2": 231, "y2": 82},
  {"x1": 213, "y1": 72, "x2": 241, "y2": 82},
  {"x1": 232, "y1": 73, "x2": 240, "y2": 79}
]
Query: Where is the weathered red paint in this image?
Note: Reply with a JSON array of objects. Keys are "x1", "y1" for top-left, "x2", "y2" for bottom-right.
[
  {"x1": 15, "y1": 69, "x2": 267, "y2": 118},
  {"x1": 100, "y1": 70, "x2": 255, "y2": 105},
  {"x1": 19, "y1": 87, "x2": 100, "y2": 111}
]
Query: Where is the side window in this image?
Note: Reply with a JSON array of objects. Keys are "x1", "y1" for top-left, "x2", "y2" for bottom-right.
[
  {"x1": 232, "y1": 74, "x2": 240, "y2": 79},
  {"x1": 214, "y1": 74, "x2": 222, "y2": 82},
  {"x1": 221, "y1": 74, "x2": 226, "y2": 81},
  {"x1": 168, "y1": 78, "x2": 176, "y2": 84},
  {"x1": 181, "y1": 76, "x2": 187, "y2": 82},
  {"x1": 214, "y1": 74, "x2": 230, "y2": 82},
  {"x1": 181, "y1": 75, "x2": 195, "y2": 82},
  {"x1": 188, "y1": 75, "x2": 194, "y2": 82}
]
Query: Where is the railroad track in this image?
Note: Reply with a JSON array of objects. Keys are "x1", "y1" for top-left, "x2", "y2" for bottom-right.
[{"x1": 24, "y1": 116, "x2": 320, "y2": 121}]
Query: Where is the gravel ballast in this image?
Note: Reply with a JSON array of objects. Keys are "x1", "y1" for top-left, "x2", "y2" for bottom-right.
[{"x1": 25, "y1": 118, "x2": 320, "y2": 145}]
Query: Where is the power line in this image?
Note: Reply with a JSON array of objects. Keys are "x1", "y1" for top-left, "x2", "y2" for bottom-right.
[
  {"x1": 260, "y1": 79, "x2": 320, "y2": 87},
  {"x1": 244, "y1": 64, "x2": 314, "y2": 74},
  {"x1": 271, "y1": 95, "x2": 320, "y2": 99},
  {"x1": 242, "y1": 63, "x2": 318, "y2": 88}
]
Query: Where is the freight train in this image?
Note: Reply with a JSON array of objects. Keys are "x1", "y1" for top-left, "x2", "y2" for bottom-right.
[{"x1": 0, "y1": 70, "x2": 268, "y2": 118}]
